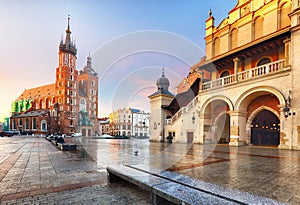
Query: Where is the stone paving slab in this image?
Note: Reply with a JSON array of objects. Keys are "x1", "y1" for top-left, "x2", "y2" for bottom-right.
[
  {"x1": 2, "y1": 136, "x2": 300, "y2": 204},
  {"x1": 0, "y1": 136, "x2": 150, "y2": 204}
]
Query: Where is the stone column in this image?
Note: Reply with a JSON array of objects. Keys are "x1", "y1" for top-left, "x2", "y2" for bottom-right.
[
  {"x1": 233, "y1": 57, "x2": 239, "y2": 82},
  {"x1": 283, "y1": 38, "x2": 291, "y2": 67},
  {"x1": 198, "y1": 114, "x2": 211, "y2": 144},
  {"x1": 228, "y1": 111, "x2": 247, "y2": 146}
]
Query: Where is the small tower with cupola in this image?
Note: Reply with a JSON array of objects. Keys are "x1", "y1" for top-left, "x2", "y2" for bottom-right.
[
  {"x1": 148, "y1": 68, "x2": 174, "y2": 142},
  {"x1": 55, "y1": 15, "x2": 78, "y2": 134}
]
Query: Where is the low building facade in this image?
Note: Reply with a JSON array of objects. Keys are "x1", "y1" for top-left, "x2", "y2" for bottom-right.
[{"x1": 109, "y1": 108, "x2": 150, "y2": 137}]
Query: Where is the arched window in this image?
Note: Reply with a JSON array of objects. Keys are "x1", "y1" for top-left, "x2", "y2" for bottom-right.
[
  {"x1": 231, "y1": 29, "x2": 238, "y2": 49},
  {"x1": 254, "y1": 16, "x2": 263, "y2": 39},
  {"x1": 214, "y1": 37, "x2": 220, "y2": 57},
  {"x1": 41, "y1": 120, "x2": 47, "y2": 131},
  {"x1": 257, "y1": 58, "x2": 271, "y2": 66},
  {"x1": 279, "y1": 3, "x2": 291, "y2": 29},
  {"x1": 220, "y1": 71, "x2": 230, "y2": 78}
]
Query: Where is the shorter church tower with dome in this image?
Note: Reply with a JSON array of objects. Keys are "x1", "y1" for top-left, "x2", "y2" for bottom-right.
[{"x1": 148, "y1": 68, "x2": 174, "y2": 142}]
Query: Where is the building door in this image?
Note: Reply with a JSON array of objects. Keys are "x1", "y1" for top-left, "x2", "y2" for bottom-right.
[
  {"x1": 187, "y1": 132, "x2": 194, "y2": 143},
  {"x1": 251, "y1": 110, "x2": 280, "y2": 146}
]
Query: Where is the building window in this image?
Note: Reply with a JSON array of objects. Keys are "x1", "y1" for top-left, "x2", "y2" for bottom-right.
[
  {"x1": 32, "y1": 118, "x2": 37, "y2": 129},
  {"x1": 70, "y1": 75, "x2": 73, "y2": 81},
  {"x1": 26, "y1": 118, "x2": 29, "y2": 129},
  {"x1": 91, "y1": 80, "x2": 95, "y2": 86},
  {"x1": 19, "y1": 119, "x2": 23, "y2": 126},
  {"x1": 13, "y1": 120, "x2": 16, "y2": 129},
  {"x1": 214, "y1": 37, "x2": 220, "y2": 57},
  {"x1": 254, "y1": 16, "x2": 263, "y2": 39},
  {"x1": 231, "y1": 29, "x2": 238, "y2": 49},
  {"x1": 257, "y1": 58, "x2": 271, "y2": 66},
  {"x1": 279, "y1": 3, "x2": 291, "y2": 29},
  {"x1": 220, "y1": 71, "x2": 230, "y2": 78},
  {"x1": 41, "y1": 120, "x2": 47, "y2": 131}
]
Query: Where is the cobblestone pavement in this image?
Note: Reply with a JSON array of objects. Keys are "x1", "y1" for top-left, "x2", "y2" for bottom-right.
[
  {"x1": 2, "y1": 136, "x2": 300, "y2": 204},
  {"x1": 0, "y1": 136, "x2": 149, "y2": 204}
]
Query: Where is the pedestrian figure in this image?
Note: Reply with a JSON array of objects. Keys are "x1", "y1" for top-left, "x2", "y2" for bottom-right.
[{"x1": 167, "y1": 134, "x2": 173, "y2": 144}]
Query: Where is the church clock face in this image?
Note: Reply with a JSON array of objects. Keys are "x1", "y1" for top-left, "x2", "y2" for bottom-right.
[{"x1": 79, "y1": 99, "x2": 86, "y2": 111}]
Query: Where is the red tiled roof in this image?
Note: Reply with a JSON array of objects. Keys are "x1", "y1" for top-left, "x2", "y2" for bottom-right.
[{"x1": 16, "y1": 84, "x2": 56, "y2": 101}]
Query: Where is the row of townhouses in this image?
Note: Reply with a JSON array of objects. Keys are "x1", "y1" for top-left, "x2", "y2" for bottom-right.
[{"x1": 99, "y1": 108, "x2": 150, "y2": 137}]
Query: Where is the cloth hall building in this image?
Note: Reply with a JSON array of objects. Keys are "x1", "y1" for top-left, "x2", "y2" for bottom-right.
[
  {"x1": 149, "y1": 0, "x2": 300, "y2": 150},
  {"x1": 10, "y1": 17, "x2": 99, "y2": 136}
]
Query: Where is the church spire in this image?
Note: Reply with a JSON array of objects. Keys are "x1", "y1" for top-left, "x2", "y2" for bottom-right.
[
  {"x1": 65, "y1": 15, "x2": 71, "y2": 47},
  {"x1": 59, "y1": 15, "x2": 77, "y2": 56}
]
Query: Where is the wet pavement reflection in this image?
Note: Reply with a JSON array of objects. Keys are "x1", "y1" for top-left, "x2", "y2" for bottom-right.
[{"x1": 78, "y1": 138, "x2": 300, "y2": 204}]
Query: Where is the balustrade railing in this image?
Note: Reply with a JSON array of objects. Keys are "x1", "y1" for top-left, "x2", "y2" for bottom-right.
[
  {"x1": 202, "y1": 59, "x2": 286, "y2": 91},
  {"x1": 166, "y1": 59, "x2": 287, "y2": 125}
]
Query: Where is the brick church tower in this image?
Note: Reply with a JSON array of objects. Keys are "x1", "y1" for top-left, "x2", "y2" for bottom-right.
[{"x1": 55, "y1": 16, "x2": 79, "y2": 134}]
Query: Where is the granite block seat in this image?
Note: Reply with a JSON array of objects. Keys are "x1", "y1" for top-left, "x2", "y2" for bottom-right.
[
  {"x1": 107, "y1": 165, "x2": 286, "y2": 205},
  {"x1": 107, "y1": 165, "x2": 236, "y2": 205}
]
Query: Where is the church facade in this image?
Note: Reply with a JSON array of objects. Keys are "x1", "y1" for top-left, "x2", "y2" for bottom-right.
[
  {"x1": 10, "y1": 17, "x2": 99, "y2": 136},
  {"x1": 149, "y1": 0, "x2": 300, "y2": 150}
]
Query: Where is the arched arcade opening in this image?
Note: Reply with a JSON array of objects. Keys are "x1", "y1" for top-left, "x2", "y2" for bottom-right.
[
  {"x1": 201, "y1": 98, "x2": 233, "y2": 144},
  {"x1": 250, "y1": 109, "x2": 280, "y2": 146}
]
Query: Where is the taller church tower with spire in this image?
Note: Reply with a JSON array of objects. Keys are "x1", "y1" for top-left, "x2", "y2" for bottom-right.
[
  {"x1": 10, "y1": 16, "x2": 99, "y2": 136},
  {"x1": 55, "y1": 16, "x2": 79, "y2": 134}
]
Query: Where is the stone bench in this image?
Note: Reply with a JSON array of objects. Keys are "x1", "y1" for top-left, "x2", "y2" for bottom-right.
[
  {"x1": 107, "y1": 165, "x2": 285, "y2": 205},
  {"x1": 57, "y1": 143, "x2": 77, "y2": 151}
]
